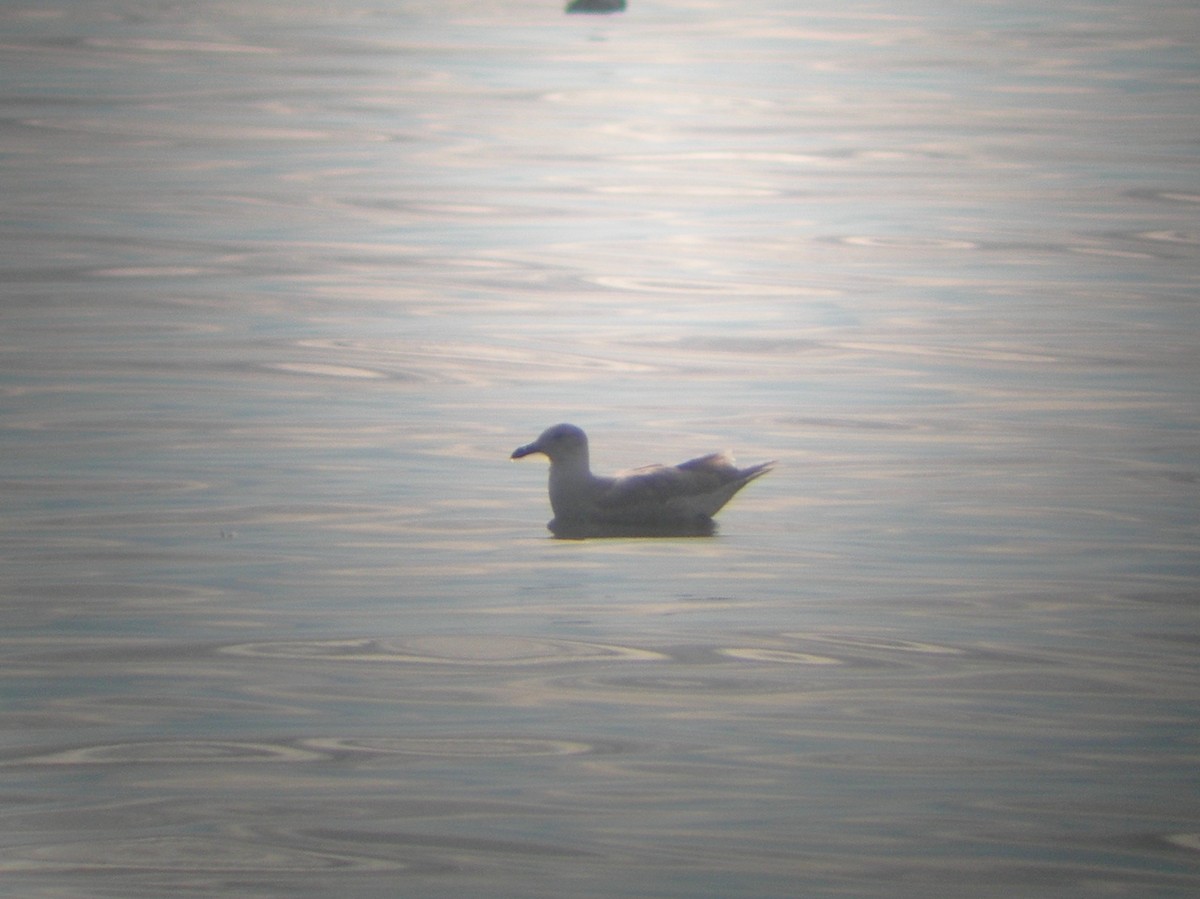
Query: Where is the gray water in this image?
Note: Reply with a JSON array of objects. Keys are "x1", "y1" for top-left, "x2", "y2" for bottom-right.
[{"x1": 2, "y1": 1, "x2": 1199, "y2": 896}]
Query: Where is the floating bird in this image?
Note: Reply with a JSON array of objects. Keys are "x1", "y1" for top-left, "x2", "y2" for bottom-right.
[{"x1": 511, "y1": 423, "x2": 774, "y2": 538}]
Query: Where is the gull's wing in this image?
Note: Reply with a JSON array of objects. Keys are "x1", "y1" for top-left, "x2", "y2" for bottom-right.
[{"x1": 596, "y1": 453, "x2": 774, "y2": 518}]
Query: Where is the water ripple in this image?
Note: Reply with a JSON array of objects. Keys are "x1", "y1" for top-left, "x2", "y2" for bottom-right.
[
  {"x1": 1126, "y1": 188, "x2": 1200, "y2": 205},
  {"x1": 716, "y1": 647, "x2": 843, "y2": 665},
  {"x1": 276, "y1": 337, "x2": 662, "y2": 385},
  {"x1": 298, "y1": 827, "x2": 593, "y2": 860},
  {"x1": 560, "y1": 673, "x2": 798, "y2": 695},
  {"x1": 823, "y1": 234, "x2": 980, "y2": 250},
  {"x1": 1165, "y1": 833, "x2": 1200, "y2": 853},
  {"x1": 1136, "y1": 229, "x2": 1200, "y2": 245},
  {"x1": 797, "y1": 750, "x2": 1023, "y2": 772},
  {"x1": 0, "y1": 740, "x2": 325, "y2": 767},
  {"x1": 0, "y1": 834, "x2": 408, "y2": 874},
  {"x1": 591, "y1": 275, "x2": 816, "y2": 296},
  {"x1": 265, "y1": 361, "x2": 389, "y2": 380},
  {"x1": 300, "y1": 736, "x2": 626, "y2": 758},
  {"x1": 218, "y1": 636, "x2": 668, "y2": 665},
  {"x1": 793, "y1": 633, "x2": 968, "y2": 656}
]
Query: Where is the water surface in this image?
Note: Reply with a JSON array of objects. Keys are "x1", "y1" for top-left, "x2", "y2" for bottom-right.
[{"x1": 2, "y1": 1, "x2": 1199, "y2": 896}]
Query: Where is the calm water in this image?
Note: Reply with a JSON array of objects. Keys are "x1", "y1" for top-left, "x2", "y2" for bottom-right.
[{"x1": 2, "y1": 1, "x2": 1199, "y2": 896}]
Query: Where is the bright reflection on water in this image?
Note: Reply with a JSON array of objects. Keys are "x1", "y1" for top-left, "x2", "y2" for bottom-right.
[{"x1": 2, "y1": 1, "x2": 1199, "y2": 896}]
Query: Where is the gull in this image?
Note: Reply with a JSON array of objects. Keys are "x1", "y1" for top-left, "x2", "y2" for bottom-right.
[{"x1": 511, "y1": 423, "x2": 774, "y2": 538}]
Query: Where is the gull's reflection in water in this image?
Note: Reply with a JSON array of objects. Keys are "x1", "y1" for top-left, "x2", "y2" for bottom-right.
[
  {"x1": 566, "y1": 0, "x2": 626, "y2": 14},
  {"x1": 548, "y1": 516, "x2": 718, "y2": 540},
  {"x1": 511, "y1": 424, "x2": 774, "y2": 539}
]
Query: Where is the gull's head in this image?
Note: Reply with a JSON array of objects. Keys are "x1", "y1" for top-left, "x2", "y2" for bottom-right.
[{"x1": 511, "y1": 423, "x2": 588, "y2": 463}]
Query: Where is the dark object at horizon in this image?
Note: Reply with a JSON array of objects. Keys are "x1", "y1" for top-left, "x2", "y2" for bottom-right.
[{"x1": 566, "y1": 0, "x2": 626, "y2": 14}]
